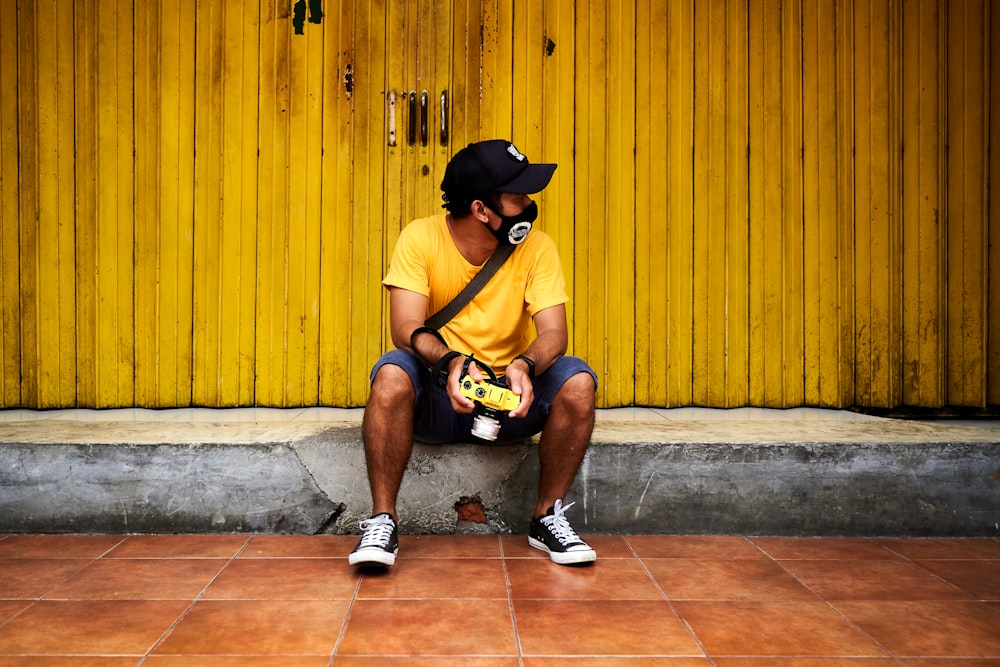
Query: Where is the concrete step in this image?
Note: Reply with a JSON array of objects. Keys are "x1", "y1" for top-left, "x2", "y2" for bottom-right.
[{"x1": 1, "y1": 408, "x2": 997, "y2": 537}]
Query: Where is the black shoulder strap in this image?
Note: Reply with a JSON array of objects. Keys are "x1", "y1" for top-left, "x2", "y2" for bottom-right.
[{"x1": 424, "y1": 243, "x2": 516, "y2": 330}]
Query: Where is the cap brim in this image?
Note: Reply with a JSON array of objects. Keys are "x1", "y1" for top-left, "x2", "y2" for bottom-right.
[{"x1": 497, "y1": 163, "x2": 557, "y2": 194}]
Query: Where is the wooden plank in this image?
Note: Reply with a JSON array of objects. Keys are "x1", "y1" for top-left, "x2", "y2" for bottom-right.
[
  {"x1": 634, "y1": 0, "x2": 669, "y2": 405},
  {"x1": 191, "y1": 0, "x2": 224, "y2": 404},
  {"x1": 160, "y1": 0, "x2": 197, "y2": 406},
  {"x1": 15, "y1": 0, "x2": 40, "y2": 406},
  {"x1": 133, "y1": 0, "x2": 159, "y2": 406},
  {"x1": 749, "y1": 0, "x2": 801, "y2": 407},
  {"x1": 94, "y1": 0, "x2": 136, "y2": 406},
  {"x1": 748, "y1": 0, "x2": 782, "y2": 405},
  {"x1": 74, "y1": 0, "x2": 99, "y2": 407},
  {"x1": 0, "y1": 0, "x2": 21, "y2": 405},
  {"x1": 945, "y1": 0, "x2": 988, "y2": 406},
  {"x1": 228, "y1": 0, "x2": 258, "y2": 406},
  {"x1": 803, "y1": 0, "x2": 850, "y2": 407},
  {"x1": 512, "y1": 0, "x2": 544, "y2": 151},
  {"x1": 32, "y1": 0, "x2": 78, "y2": 407},
  {"x1": 604, "y1": 0, "x2": 636, "y2": 406},
  {"x1": 694, "y1": 0, "x2": 748, "y2": 406},
  {"x1": 900, "y1": 0, "x2": 945, "y2": 407},
  {"x1": 318, "y1": 0, "x2": 356, "y2": 406},
  {"x1": 780, "y1": 0, "x2": 804, "y2": 406},
  {"x1": 298, "y1": 11, "x2": 324, "y2": 406},
  {"x1": 836, "y1": 0, "x2": 856, "y2": 407},
  {"x1": 257, "y1": 0, "x2": 288, "y2": 406},
  {"x1": 572, "y1": 0, "x2": 609, "y2": 403},
  {"x1": 854, "y1": 0, "x2": 903, "y2": 408},
  {"x1": 539, "y1": 0, "x2": 577, "y2": 364},
  {"x1": 450, "y1": 0, "x2": 481, "y2": 146},
  {"x1": 350, "y1": 0, "x2": 387, "y2": 404},
  {"x1": 724, "y1": 0, "x2": 749, "y2": 407},
  {"x1": 665, "y1": 0, "x2": 695, "y2": 406},
  {"x1": 990, "y1": 0, "x2": 1000, "y2": 406}
]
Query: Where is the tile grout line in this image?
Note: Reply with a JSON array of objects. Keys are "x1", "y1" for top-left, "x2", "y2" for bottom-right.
[
  {"x1": 499, "y1": 533, "x2": 526, "y2": 667},
  {"x1": 754, "y1": 536, "x2": 901, "y2": 661},
  {"x1": 133, "y1": 534, "x2": 256, "y2": 665},
  {"x1": 0, "y1": 535, "x2": 132, "y2": 635},
  {"x1": 327, "y1": 572, "x2": 365, "y2": 667},
  {"x1": 622, "y1": 535, "x2": 717, "y2": 665}
]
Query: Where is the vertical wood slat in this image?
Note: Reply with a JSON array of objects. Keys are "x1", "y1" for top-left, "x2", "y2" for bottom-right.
[
  {"x1": 191, "y1": 0, "x2": 224, "y2": 404},
  {"x1": 133, "y1": 0, "x2": 197, "y2": 407},
  {"x1": 665, "y1": 0, "x2": 696, "y2": 406},
  {"x1": 573, "y1": 0, "x2": 609, "y2": 401},
  {"x1": 693, "y1": 0, "x2": 749, "y2": 407},
  {"x1": 162, "y1": 0, "x2": 196, "y2": 407},
  {"x1": 802, "y1": 0, "x2": 851, "y2": 406},
  {"x1": 634, "y1": 0, "x2": 670, "y2": 405},
  {"x1": 76, "y1": 0, "x2": 136, "y2": 407},
  {"x1": 538, "y1": 0, "x2": 577, "y2": 364},
  {"x1": 990, "y1": 2, "x2": 1000, "y2": 407},
  {"x1": 258, "y1": 0, "x2": 286, "y2": 406},
  {"x1": 0, "y1": 0, "x2": 20, "y2": 405},
  {"x1": 318, "y1": 0, "x2": 356, "y2": 406},
  {"x1": 192, "y1": 0, "x2": 258, "y2": 406},
  {"x1": 133, "y1": 0, "x2": 159, "y2": 406},
  {"x1": 945, "y1": 0, "x2": 989, "y2": 406},
  {"x1": 350, "y1": 1, "x2": 388, "y2": 404},
  {"x1": 854, "y1": 0, "x2": 903, "y2": 408},
  {"x1": 900, "y1": 0, "x2": 945, "y2": 407},
  {"x1": 605, "y1": 0, "x2": 637, "y2": 406},
  {"x1": 30, "y1": 0, "x2": 78, "y2": 407}
]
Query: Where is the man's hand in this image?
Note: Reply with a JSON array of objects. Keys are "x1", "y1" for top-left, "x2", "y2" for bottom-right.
[
  {"x1": 447, "y1": 356, "x2": 482, "y2": 414},
  {"x1": 504, "y1": 358, "x2": 534, "y2": 418}
]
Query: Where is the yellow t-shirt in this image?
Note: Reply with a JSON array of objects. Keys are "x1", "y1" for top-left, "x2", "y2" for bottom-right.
[{"x1": 383, "y1": 214, "x2": 568, "y2": 369}]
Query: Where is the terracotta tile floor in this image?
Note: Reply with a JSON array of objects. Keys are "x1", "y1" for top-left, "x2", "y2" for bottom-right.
[{"x1": 1, "y1": 534, "x2": 998, "y2": 666}]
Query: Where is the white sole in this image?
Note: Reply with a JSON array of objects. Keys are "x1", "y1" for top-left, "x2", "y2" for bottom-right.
[
  {"x1": 528, "y1": 537, "x2": 597, "y2": 565},
  {"x1": 349, "y1": 548, "x2": 397, "y2": 567}
]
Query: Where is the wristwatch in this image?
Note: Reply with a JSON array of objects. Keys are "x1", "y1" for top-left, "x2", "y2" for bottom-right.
[{"x1": 513, "y1": 354, "x2": 536, "y2": 380}]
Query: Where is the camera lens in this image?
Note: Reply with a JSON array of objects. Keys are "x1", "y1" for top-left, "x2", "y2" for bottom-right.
[{"x1": 471, "y1": 414, "x2": 500, "y2": 440}]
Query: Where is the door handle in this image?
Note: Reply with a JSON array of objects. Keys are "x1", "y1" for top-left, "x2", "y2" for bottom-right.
[
  {"x1": 420, "y1": 90, "x2": 428, "y2": 146},
  {"x1": 407, "y1": 91, "x2": 416, "y2": 146},
  {"x1": 387, "y1": 90, "x2": 397, "y2": 146},
  {"x1": 439, "y1": 90, "x2": 449, "y2": 146}
]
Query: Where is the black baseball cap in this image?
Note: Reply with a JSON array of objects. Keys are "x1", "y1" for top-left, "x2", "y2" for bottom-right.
[{"x1": 440, "y1": 140, "x2": 557, "y2": 208}]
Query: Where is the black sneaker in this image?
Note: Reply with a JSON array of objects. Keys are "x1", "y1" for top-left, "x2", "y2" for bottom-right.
[
  {"x1": 528, "y1": 499, "x2": 597, "y2": 565},
  {"x1": 349, "y1": 513, "x2": 398, "y2": 567}
]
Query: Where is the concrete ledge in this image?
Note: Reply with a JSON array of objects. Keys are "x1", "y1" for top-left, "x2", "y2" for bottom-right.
[{"x1": 1, "y1": 409, "x2": 998, "y2": 536}]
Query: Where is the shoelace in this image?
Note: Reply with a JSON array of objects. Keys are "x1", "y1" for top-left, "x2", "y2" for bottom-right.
[
  {"x1": 540, "y1": 499, "x2": 583, "y2": 545},
  {"x1": 357, "y1": 515, "x2": 395, "y2": 548}
]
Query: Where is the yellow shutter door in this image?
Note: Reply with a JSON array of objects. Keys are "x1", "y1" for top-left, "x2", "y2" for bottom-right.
[{"x1": 1, "y1": 0, "x2": 997, "y2": 411}]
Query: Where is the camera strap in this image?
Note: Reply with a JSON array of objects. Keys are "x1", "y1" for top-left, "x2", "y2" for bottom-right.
[{"x1": 423, "y1": 243, "x2": 516, "y2": 330}]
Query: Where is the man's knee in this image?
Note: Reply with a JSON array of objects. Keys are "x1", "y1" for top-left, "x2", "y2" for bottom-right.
[
  {"x1": 554, "y1": 371, "x2": 596, "y2": 411},
  {"x1": 370, "y1": 363, "x2": 417, "y2": 404}
]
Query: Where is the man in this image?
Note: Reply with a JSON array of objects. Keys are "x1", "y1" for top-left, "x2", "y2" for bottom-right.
[{"x1": 350, "y1": 139, "x2": 598, "y2": 568}]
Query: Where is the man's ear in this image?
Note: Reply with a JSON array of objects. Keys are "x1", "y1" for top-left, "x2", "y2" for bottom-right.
[{"x1": 470, "y1": 199, "x2": 491, "y2": 223}]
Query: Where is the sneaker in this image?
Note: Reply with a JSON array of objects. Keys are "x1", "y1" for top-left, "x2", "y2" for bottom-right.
[
  {"x1": 528, "y1": 499, "x2": 597, "y2": 565},
  {"x1": 349, "y1": 513, "x2": 398, "y2": 567}
]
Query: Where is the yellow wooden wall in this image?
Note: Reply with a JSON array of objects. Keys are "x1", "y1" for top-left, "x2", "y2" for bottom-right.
[{"x1": 0, "y1": 0, "x2": 996, "y2": 410}]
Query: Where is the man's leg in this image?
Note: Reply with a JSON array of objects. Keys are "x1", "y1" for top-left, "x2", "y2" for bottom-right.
[
  {"x1": 362, "y1": 362, "x2": 417, "y2": 521},
  {"x1": 350, "y1": 361, "x2": 417, "y2": 567},
  {"x1": 527, "y1": 370, "x2": 597, "y2": 565},
  {"x1": 534, "y1": 370, "x2": 596, "y2": 517}
]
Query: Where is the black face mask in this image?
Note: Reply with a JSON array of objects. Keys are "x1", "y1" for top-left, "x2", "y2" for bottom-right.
[{"x1": 484, "y1": 200, "x2": 538, "y2": 246}]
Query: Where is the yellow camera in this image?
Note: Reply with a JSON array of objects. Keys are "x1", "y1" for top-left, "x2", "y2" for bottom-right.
[
  {"x1": 459, "y1": 375, "x2": 520, "y2": 440},
  {"x1": 459, "y1": 376, "x2": 521, "y2": 412}
]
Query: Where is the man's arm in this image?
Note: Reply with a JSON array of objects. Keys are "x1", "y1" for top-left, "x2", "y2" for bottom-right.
[
  {"x1": 388, "y1": 286, "x2": 478, "y2": 413},
  {"x1": 505, "y1": 303, "x2": 568, "y2": 418}
]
